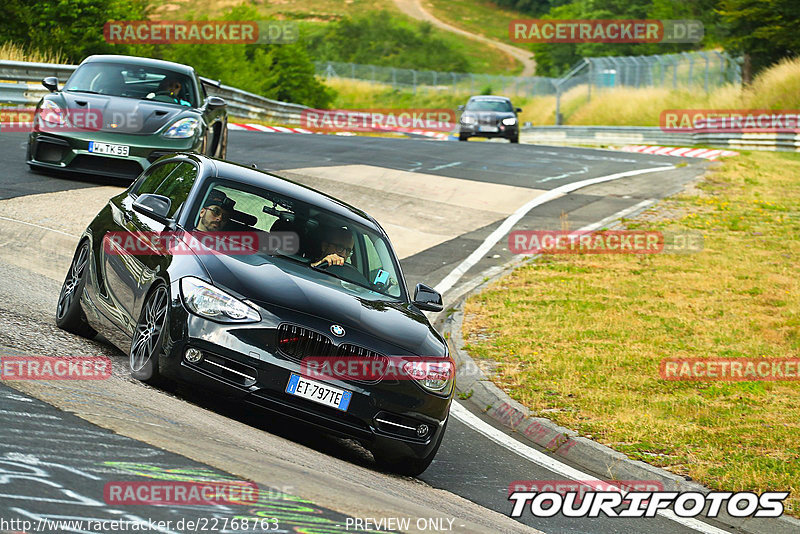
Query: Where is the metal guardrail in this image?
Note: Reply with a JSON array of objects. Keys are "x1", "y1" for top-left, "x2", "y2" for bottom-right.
[
  {"x1": 0, "y1": 59, "x2": 310, "y2": 124},
  {"x1": 520, "y1": 126, "x2": 800, "y2": 152},
  {"x1": 2, "y1": 60, "x2": 797, "y2": 151}
]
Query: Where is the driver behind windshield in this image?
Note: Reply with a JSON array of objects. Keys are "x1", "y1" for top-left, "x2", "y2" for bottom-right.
[
  {"x1": 310, "y1": 226, "x2": 354, "y2": 268},
  {"x1": 155, "y1": 76, "x2": 190, "y2": 106},
  {"x1": 195, "y1": 190, "x2": 235, "y2": 232}
]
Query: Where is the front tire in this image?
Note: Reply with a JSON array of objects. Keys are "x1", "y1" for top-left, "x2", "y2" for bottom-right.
[
  {"x1": 510, "y1": 133, "x2": 519, "y2": 143},
  {"x1": 56, "y1": 240, "x2": 97, "y2": 338},
  {"x1": 458, "y1": 134, "x2": 469, "y2": 142},
  {"x1": 373, "y1": 419, "x2": 448, "y2": 477},
  {"x1": 130, "y1": 284, "x2": 170, "y2": 384}
]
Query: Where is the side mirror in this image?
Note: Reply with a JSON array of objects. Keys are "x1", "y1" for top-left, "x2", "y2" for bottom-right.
[
  {"x1": 206, "y1": 96, "x2": 226, "y2": 109},
  {"x1": 413, "y1": 283, "x2": 443, "y2": 312},
  {"x1": 457, "y1": 105, "x2": 465, "y2": 111},
  {"x1": 515, "y1": 107, "x2": 522, "y2": 113},
  {"x1": 42, "y1": 77, "x2": 59, "y2": 93},
  {"x1": 132, "y1": 194, "x2": 173, "y2": 226}
]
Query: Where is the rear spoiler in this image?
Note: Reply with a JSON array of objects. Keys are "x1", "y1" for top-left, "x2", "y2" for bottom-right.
[{"x1": 199, "y1": 76, "x2": 221, "y2": 89}]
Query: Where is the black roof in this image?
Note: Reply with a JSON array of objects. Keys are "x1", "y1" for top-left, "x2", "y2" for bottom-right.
[
  {"x1": 81, "y1": 55, "x2": 196, "y2": 76},
  {"x1": 195, "y1": 155, "x2": 381, "y2": 233}
]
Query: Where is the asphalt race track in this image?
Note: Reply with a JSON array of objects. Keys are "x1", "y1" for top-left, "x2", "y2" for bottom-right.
[{"x1": 0, "y1": 130, "x2": 738, "y2": 533}]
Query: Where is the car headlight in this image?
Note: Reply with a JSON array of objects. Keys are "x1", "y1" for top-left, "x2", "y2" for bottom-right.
[
  {"x1": 502, "y1": 117, "x2": 517, "y2": 126},
  {"x1": 163, "y1": 117, "x2": 200, "y2": 138},
  {"x1": 39, "y1": 100, "x2": 67, "y2": 126},
  {"x1": 180, "y1": 277, "x2": 261, "y2": 323},
  {"x1": 461, "y1": 115, "x2": 476, "y2": 125},
  {"x1": 403, "y1": 357, "x2": 454, "y2": 393}
]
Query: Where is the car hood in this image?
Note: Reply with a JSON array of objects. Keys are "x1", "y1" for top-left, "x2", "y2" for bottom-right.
[
  {"x1": 195, "y1": 252, "x2": 445, "y2": 356},
  {"x1": 462, "y1": 110, "x2": 516, "y2": 120},
  {"x1": 59, "y1": 92, "x2": 192, "y2": 134}
]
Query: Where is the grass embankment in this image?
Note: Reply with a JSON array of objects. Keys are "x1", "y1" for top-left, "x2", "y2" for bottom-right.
[
  {"x1": 462, "y1": 151, "x2": 800, "y2": 514},
  {"x1": 326, "y1": 56, "x2": 800, "y2": 127},
  {"x1": 156, "y1": 0, "x2": 517, "y2": 74},
  {"x1": 426, "y1": 0, "x2": 532, "y2": 47},
  {"x1": 0, "y1": 42, "x2": 63, "y2": 63}
]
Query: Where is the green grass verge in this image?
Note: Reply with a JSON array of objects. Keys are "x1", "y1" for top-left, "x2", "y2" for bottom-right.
[
  {"x1": 462, "y1": 151, "x2": 800, "y2": 515},
  {"x1": 425, "y1": 0, "x2": 531, "y2": 48}
]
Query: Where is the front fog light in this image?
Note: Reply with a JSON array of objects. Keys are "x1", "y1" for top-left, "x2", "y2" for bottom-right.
[{"x1": 185, "y1": 348, "x2": 203, "y2": 363}]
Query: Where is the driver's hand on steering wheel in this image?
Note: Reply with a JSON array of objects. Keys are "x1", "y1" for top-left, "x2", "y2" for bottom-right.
[{"x1": 312, "y1": 253, "x2": 346, "y2": 267}]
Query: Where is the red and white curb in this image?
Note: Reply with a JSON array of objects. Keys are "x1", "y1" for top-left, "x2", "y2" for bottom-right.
[
  {"x1": 229, "y1": 123, "x2": 313, "y2": 134},
  {"x1": 228, "y1": 123, "x2": 451, "y2": 140},
  {"x1": 621, "y1": 145, "x2": 739, "y2": 160}
]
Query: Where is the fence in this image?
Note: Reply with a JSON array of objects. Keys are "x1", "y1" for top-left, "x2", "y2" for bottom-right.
[
  {"x1": 314, "y1": 61, "x2": 558, "y2": 97},
  {"x1": 552, "y1": 51, "x2": 741, "y2": 124}
]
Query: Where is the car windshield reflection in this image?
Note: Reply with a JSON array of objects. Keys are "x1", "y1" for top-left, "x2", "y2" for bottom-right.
[
  {"x1": 65, "y1": 61, "x2": 197, "y2": 107},
  {"x1": 190, "y1": 179, "x2": 405, "y2": 300}
]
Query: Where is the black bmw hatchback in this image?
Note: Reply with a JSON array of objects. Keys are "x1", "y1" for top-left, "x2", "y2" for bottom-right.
[{"x1": 56, "y1": 153, "x2": 452, "y2": 475}]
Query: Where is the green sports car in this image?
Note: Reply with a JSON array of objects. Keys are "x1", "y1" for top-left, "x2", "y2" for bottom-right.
[{"x1": 27, "y1": 54, "x2": 228, "y2": 180}]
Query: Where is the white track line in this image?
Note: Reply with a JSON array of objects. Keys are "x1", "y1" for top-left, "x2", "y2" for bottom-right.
[
  {"x1": 450, "y1": 403, "x2": 730, "y2": 533},
  {"x1": 0, "y1": 215, "x2": 79, "y2": 238},
  {"x1": 434, "y1": 165, "x2": 675, "y2": 296}
]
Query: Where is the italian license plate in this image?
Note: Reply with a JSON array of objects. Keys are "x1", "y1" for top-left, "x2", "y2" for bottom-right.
[
  {"x1": 285, "y1": 373, "x2": 352, "y2": 411},
  {"x1": 479, "y1": 126, "x2": 498, "y2": 132},
  {"x1": 88, "y1": 141, "x2": 129, "y2": 156}
]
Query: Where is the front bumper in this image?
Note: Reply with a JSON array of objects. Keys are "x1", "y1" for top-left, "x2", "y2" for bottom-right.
[
  {"x1": 459, "y1": 123, "x2": 518, "y2": 139},
  {"x1": 158, "y1": 284, "x2": 452, "y2": 461},
  {"x1": 27, "y1": 130, "x2": 198, "y2": 180}
]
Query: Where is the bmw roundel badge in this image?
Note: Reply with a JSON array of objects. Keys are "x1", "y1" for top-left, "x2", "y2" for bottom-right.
[{"x1": 330, "y1": 324, "x2": 345, "y2": 337}]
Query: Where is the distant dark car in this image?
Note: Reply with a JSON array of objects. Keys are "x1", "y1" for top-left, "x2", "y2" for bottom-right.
[
  {"x1": 55, "y1": 153, "x2": 453, "y2": 476},
  {"x1": 28, "y1": 55, "x2": 228, "y2": 180},
  {"x1": 458, "y1": 96, "x2": 522, "y2": 143}
]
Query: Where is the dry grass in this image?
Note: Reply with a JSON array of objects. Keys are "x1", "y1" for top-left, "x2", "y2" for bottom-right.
[
  {"x1": 154, "y1": 0, "x2": 394, "y2": 20},
  {"x1": 561, "y1": 56, "x2": 800, "y2": 126},
  {"x1": 463, "y1": 151, "x2": 800, "y2": 514},
  {"x1": 0, "y1": 42, "x2": 64, "y2": 64}
]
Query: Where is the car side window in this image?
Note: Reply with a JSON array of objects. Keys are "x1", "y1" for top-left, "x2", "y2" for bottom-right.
[
  {"x1": 153, "y1": 162, "x2": 198, "y2": 218},
  {"x1": 198, "y1": 78, "x2": 207, "y2": 103},
  {"x1": 133, "y1": 162, "x2": 179, "y2": 196}
]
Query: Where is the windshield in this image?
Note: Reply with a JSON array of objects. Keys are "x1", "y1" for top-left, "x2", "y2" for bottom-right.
[
  {"x1": 465, "y1": 99, "x2": 513, "y2": 112},
  {"x1": 65, "y1": 62, "x2": 197, "y2": 107},
  {"x1": 190, "y1": 179, "x2": 405, "y2": 300}
]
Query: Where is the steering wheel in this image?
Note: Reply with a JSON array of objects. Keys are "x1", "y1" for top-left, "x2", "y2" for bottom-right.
[{"x1": 319, "y1": 262, "x2": 370, "y2": 286}]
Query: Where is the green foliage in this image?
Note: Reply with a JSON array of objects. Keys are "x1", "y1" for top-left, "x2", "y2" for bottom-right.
[
  {"x1": 0, "y1": 0, "x2": 148, "y2": 61},
  {"x1": 0, "y1": 2, "x2": 334, "y2": 108},
  {"x1": 305, "y1": 11, "x2": 470, "y2": 72},
  {"x1": 529, "y1": 0, "x2": 714, "y2": 76},
  {"x1": 719, "y1": 0, "x2": 800, "y2": 75}
]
